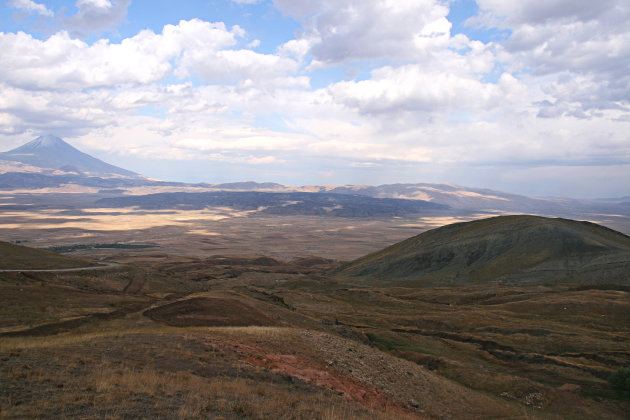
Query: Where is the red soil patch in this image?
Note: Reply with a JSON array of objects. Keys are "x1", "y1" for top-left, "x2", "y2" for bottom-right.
[
  {"x1": 143, "y1": 297, "x2": 277, "y2": 327},
  {"x1": 208, "y1": 338, "x2": 420, "y2": 419}
]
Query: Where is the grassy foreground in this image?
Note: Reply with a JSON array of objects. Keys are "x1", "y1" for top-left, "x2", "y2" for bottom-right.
[{"x1": 1, "y1": 238, "x2": 629, "y2": 419}]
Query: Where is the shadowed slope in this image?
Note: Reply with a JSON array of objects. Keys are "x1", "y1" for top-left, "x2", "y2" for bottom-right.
[
  {"x1": 0, "y1": 241, "x2": 97, "y2": 270},
  {"x1": 336, "y1": 215, "x2": 630, "y2": 286}
]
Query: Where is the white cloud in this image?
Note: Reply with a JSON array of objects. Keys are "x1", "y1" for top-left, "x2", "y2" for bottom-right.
[
  {"x1": 64, "y1": 0, "x2": 130, "y2": 38},
  {"x1": 273, "y1": 0, "x2": 453, "y2": 63},
  {"x1": 327, "y1": 53, "x2": 514, "y2": 116},
  {"x1": 1, "y1": 2, "x2": 629, "y2": 197},
  {"x1": 177, "y1": 48, "x2": 300, "y2": 85},
  {"x1": 8, "y1": 0, "x2": 53, "y2": 17},
  {"x1": 0, "y1": 30, "x2": 172, "y2": 89},
  {"x1": 174, "y1": 130, "x2": 305, "y2": 152},
  {"x1": 0, "y1": 83, "x2": 118, "y2": 137},
  {"x1": 474, "y1": 0, "x2": 621, "y2": 26},
  {"x1": 278, "y1": 38, "x2": 311, "y2": 61},
  {"x1": 350, "y1": 162, "x2": 381, "y2": 168},
  {"x1": 307, "y1": 138, "x2": 433, "y2": 163},
  {"x1": 0, "y1": 19, "x2": 301, "y2": 90},
  {"x1": 76, "y1": 0, "x2": 112, "y2": 8},
  {"x1": 472, "y1": 0, "x2": 630, "y2": 114}
]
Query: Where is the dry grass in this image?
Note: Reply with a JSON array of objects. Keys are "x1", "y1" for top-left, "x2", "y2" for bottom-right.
[
  {"x1": 0, "y1": 241, "x2": 97, "y2": 269},
  {"x1": 0, "y1": 326, "x2": 295, "y2": 353},
  {"x1": 280, "y1": 282, "x2": 630, "y2": 418},
  {"x1": 0, "y1": 329, "x2": 405, "y2": 420},
  {"x1": 2, "y1": 224, "x2": 629, "y2": 419},
  {"x1": 91, "y1": 367, "x2": 352, "y2": 419},
  {"x1": 221, "y1": 325, "x2": 293, "y2": 339},
  {"x1": 0, "y1": 326, "x2": 176, "y2": 351}
]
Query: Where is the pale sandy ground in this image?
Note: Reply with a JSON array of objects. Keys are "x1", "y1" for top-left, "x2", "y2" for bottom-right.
[
  {"x1": 2, "y1": 204, "x2": 629, "y2": 261},
  {"x1": 0, "y1": 207, "x2": 485, "y2": 260}
]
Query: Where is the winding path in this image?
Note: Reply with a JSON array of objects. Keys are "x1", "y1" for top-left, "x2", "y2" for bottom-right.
[{"x1": 0, "y1": 262, "x2": 122, "y2": 273}]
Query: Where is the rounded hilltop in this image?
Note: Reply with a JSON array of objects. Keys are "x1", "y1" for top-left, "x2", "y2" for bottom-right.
[{"x1": 336, "y1": 215, "x2": 630, "y2": 287}]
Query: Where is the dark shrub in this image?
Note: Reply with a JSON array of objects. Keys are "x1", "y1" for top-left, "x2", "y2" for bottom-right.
[{"x1": 609, "y1": 368, "x2": 630, "y2": 397}]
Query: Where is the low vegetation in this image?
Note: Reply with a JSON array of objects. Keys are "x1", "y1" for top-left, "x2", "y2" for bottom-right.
[
  {"x1": 1, "y1": 216, "x2": 629, "y2": 418},
  {"x1": 609, "y1": 368, "x2": 630, "y2": 398},
  {"x1": 48, "y1": 243, "x2": 159, "y2": 253},
  {"x1": 0, "y1": 241, "x2": 98, "y2": 270}
]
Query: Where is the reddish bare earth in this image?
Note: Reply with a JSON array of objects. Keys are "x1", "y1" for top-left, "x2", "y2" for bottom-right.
[{"x1": 207, "y1": 336, "x2": 417, "y2": 418}]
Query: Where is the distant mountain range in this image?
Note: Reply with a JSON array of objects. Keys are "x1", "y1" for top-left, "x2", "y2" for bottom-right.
[
  {"x1": 207, "y1": 182, "x2": 630, "y2": 216},
  {"x1": 1, "y1": 135, "x2": 629, "y2": 221},
  {"x1": 95, "y1": 191, "x2": 448, "y2": 218}
]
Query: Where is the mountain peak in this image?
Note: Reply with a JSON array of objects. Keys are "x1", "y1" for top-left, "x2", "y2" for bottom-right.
[
  {"x1": 32, "y1": 134, "x2": 66, "y2": 147},
  {"x1": 12, "y1": 135, "x2": 73, "y2": 152},
  {"x1": 8, "y1": 134, "x2": 81, "y2": 155},
  {"x1": 0, "y1": 135, "x2": 138, "y2": 178}
]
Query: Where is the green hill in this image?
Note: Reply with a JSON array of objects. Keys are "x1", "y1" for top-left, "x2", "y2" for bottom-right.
[
  {"x1": 0, "y1": 241, "x2": 97, "y2": 270},
  {"x1": 335, "y1": 215, "x2": 630, "y2": 287}
]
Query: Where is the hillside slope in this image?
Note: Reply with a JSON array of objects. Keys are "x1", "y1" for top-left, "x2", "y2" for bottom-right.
[
  {"x1": 336, "y1": 215, "x2": 630, "y2": 286},
  {"x1": 0, "y1": 241, "x2": 97, "y2": 270}
]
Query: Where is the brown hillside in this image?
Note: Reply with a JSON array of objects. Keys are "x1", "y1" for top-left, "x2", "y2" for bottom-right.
[
  {"x1": 335, "y1": 215, "x2": 630, "y2": 286},
  {"x1": 0, "y1": 241, "x2": 97, "y2": 270}
]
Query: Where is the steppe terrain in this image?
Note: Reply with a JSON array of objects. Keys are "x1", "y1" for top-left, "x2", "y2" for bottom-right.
[
  {"x1": 1, "y1": 214, "x2": 629, "y2": 419},
  {"x1": 1, "y1": 137, "x2": 629, "y2": 419},
  {"x1": 2, "y1": 188, "x2": 629, "y2": 261}
]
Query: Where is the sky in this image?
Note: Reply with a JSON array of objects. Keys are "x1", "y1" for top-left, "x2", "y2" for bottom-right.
[{"x1": 0, "y1": 0, "x2": 629, "y2": 198}]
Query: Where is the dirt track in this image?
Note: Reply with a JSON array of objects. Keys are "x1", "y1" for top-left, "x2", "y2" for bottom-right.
[{"x1": 0, "y1": 262, "x2": 121, "y2": 273}]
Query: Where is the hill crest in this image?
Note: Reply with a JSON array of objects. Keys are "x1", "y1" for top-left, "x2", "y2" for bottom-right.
[
  {"x1": 0, "y1": 241, "x2": 97, "y2": 270},
  {"x1": 336, "y1": 215, "x2": 630, "y2": 287}
]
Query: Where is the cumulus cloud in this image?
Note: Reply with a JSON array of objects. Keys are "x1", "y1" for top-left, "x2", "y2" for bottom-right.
[
  {"x1": 1, "y1": 2, "x2": 628, "y2": 197},
  {"x1": 0, "y1": 30, "x2": 173, "y2": 90},
  {"x1": 474, "y1": 0, "x2": 621, "y2": 27},
  {"x1": 472, "y1": 0, "x2": 630, "y2": 114},
  {"x1": 326, "y1": 45, "x2": 519, "y2": 116},
  {"x1": 0, "y1": 19, "x2": 301, "y2": 90},
  {"x1": 76, "y1": 0, "x2": 112, "y2": 7},
  {"x1": 277, "y1": 38, "x2": 311, "y2": 61},
  {"x1": 63, "y1": 0, "x2": 130, "y2": 38},
  {"x1": 273, "y1": 0, "x2": 453, "y2": 63},
  {"x1": 0, "y1": 83, "x2": 119, "y2": 136},
  {"x1": 8, "y1": 0, "x2": 53, "y2": 16},
  {"x1": 177, "y1": 47, "x2": 301, "y2": 85}
]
